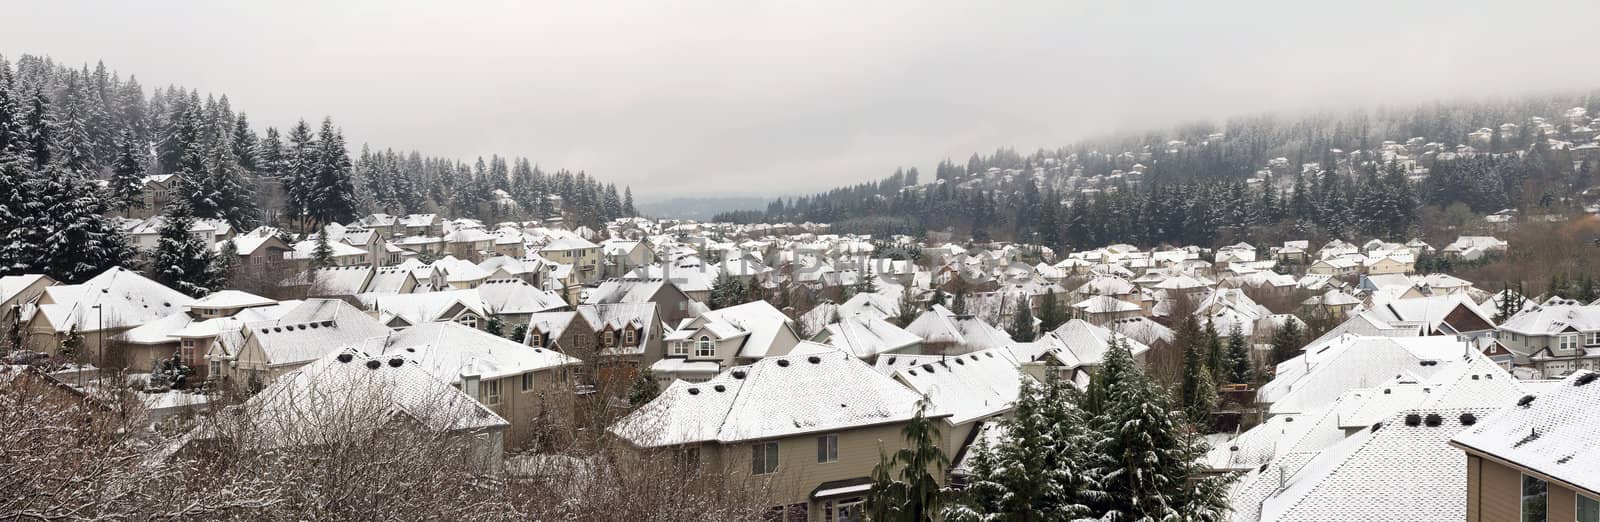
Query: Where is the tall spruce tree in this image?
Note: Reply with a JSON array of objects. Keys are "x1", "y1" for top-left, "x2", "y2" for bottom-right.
[
  {"x1": 865, "y1": 400, "x2": 949, "y2": 522},
  {"x1": 307, "y1": 118, "x2": 356, "y2": 228},
  {"x1": 151, "y1": 198, "x2": 223, "y2": 297},
  {"x1": 1225, "y1": 323, "x2": 1252, "y2": 385},
  {"x1": 1177, "y1": 315, "x2": 1217, "y2": 426},
  {"x1": 1008, "y1": 298, "x2": 1036, "y2": 342},
  {"x1": 945, "y1": 378, "x2": 1097, "y2": 521},
  {"x1": 107, "y1": 128, "x2": 146, "y2": 214}
]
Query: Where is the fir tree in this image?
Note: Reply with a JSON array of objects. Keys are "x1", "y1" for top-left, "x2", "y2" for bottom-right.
[
  {"x1": 1177, "y1": 315, "x2": 1216, "y2": 426},
  {"x1": 151, "y1": 198, "x2": 223, "y2": 297},
  {"x1": 1269, "y1": 318, "x2": 1303, "y2": 367},
  {"x1": 896, "y1": 286, "x2": 921, "y2": 327},
  {"x1": 307, "y1": 118, "x2": 357, "y2": 228},
  {"x1": 1038, "y1": 289, "x2": 1067, "y2": 332},
  {"x1": 945, "y1": 378, "x2": 1097, "y2": 521},
  {"x1": 1225, "y1": 323, "x2": 1252, "y2": 385},
  {"x1": 1203, "y1": 320, "x2": 1225, "y2": 386},
  {"x1": 107, "y1": 128, "x2": 146, "y2": 214},
  {"x1": 1008, "y1": 298, "x2": 1036, "y2": 342},
  {"x1": 1087, "y1": 338, "x2": 1228, "y2": 521},
  {"x1": 484, "y1": 315, "x2": 505, "y2": 337},
  {"x1": 626, "y1": 369, "x2": 661, "y2": 406},
  {"x1": 309, "y1": 226, "x2": 335, "y2": 269},
  {"x1": 865, "y1": 400, "x2": 949, "y2": 522}
]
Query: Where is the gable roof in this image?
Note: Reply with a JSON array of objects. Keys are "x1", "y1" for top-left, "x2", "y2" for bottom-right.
[
  {"x1": 891, "y1": 348, "x2": 1023, "y2": 425},
  {"x1": 611, "y1": 351, "x2": 931, "y2": 447},
  {"x1": 242, "y1": 299, "x2": 391, "y2": 367},
  {"x1": 35, "y1": 267, "x2": 195, "y2": 333},
  {"x1": 1450, "y1": 370, "x2": 1600, "y2": 497},
  {"x1": 372, "y1": 322, "x2": 581, "y2": 383}
]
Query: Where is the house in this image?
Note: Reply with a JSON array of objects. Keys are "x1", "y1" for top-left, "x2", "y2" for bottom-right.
[
  {"x1": 370, "y1": 322, "x2": 582, "y2": 451},
  {"x1": 888, "y1": 347, "x2": 1024, "y2": 454},
  {"x1": 814, "y1": 314, "x2": 922, "y2": 361},
  {"x1": 1307, "y1": 256, "x2": 1359, "y2": 276},
  {"x1": 215, "y1": 230, "x2": 293, "y2": 270},
  {"x1": 1442, "y1": 236, "x2": 1509, "y2": 261},
  {"x1": 126, "y1": 174, "x2": 180, "y2": 219},
  {"x1": 24, "y1": 267, "x2": 196, "y2": 368},
  {"x1": 286, "y1": 237, "x2": 370, "y2": 268},
  {"x1": 400, "y1": 213, "x2": 444, "y2": 237},
  {"x1": 211, "y1": 299, "x2": 391, "y2": 389},
  {"x1": 1450, "y1": 370, "x2": 1600, "y2": 522},
  {"x1": 443, "y1": 227, "x2": 495, "y2": 262},
  {"x1": 599, "y1": 239, "x2": 656, "y2": 279},
  {"x1": 539, "y1": 237, "x2": 601, "y2": 285},
  {"x1": 653, "y1": 300, "x2": 802, "y2": 384},
  {"x1": 580, "y1": 302, "x2": 664, "y2": 370},
  {"x1": 359, "y1": 290, "x2": 492, "y2": 331},
  {"x1": 904, "y1": 304, "x2": 1015, "y2": 356},
  {"x1": 185, "y1": 349, "x2": 508, "y2": 474},
  {"x1": 2, "y1": 274, "x2": 55, "y2": 348},
  {"x1": 1495, "y1": 299, "x2": 1600, "y2": 378},
  {"x1": 582, "y1": 278, "x2": 696, "y2": 325},
  {"x1": 1072, "y1": 295, "x2": 1142, "y2": 325},
  {"x1": 610, "y1": 352, "x2": 949, "y2": 520}
]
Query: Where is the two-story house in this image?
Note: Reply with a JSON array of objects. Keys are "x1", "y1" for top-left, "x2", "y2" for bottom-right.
[
  {"x1": 1450, "y1": 370, "x2": 1599, "y2": 522},
  {"x1": 539, "y1": 236, "x2": 602, "y2": 285},
  {"x1": 1496, "y1": 299, "x2": 1600, "y2": 378},
  {"x1": 652, "y1": 300, "x2": 801, "y2": 384}
]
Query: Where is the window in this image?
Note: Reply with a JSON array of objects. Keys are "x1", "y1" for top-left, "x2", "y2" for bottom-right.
[
  {"x1": 602, "y1": 330, "x2": 615, "y2": 346},
  {"x1": 1559, "y1": 334, "x2": 1580, "y2": 352},
  {"x1": 1589, "y1": 332, "x2": 1600, "y2": 346},
  {"x1": 458, "y1": 315, "x2": 479, "y2": 329},
  {"x1": 675, "y1": 447, "x2": 700, "y2": 470},
  {"x1": 817, "y1": 434, "x2": 838, "y2": 463},
  {"x1": 624, "y1": 329, "x2": 636, "y2": 345},
  {"x1": 481, "y1": 380, "x2": 501, "y2": 406},
  {"x1": 695, "y1": 336, "x2": 715, "y2": 358},
  {"x1": 669, "y1": 341, "x2": 688, "y2": 356},
  {"x1": 1580, "y1": 495, "x2": 1600, "y2": 522},
  {"x1": 521, "y1": 373, "x2": 535, "y2": 392},
  {"x1": 1522, "y1": 474, "x2": 1547, "y2": 522},
  {"x1": 208, "y1": 361, "x2": 220, "y2": 376},
  {"x1": 529, "y1": 333, "x2": 542, "y2": 347},
  {"x1": 823, "y1": 498, "x2": 864, "y2": 522},
  {"x1": 751, "y1": 442, "x2": 779, "y2": 475}
]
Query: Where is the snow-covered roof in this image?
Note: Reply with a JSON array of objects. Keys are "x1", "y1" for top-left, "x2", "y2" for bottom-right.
[
  {"x1": 612, "y1": 351, "x2": 932, "y2": 447},
  {"x1": 242, "y1": 299, "x2": 391, "y2": 367},
  {"x1": 188, "y1": 290, "x2": 274, "y2": 310},
  {"x1": 373, "y1": 322, "x2": 581, "y2": 383},
  {"x1": 891, "y1": 348, "x2": 1023, "y2": 425},
  {"x1": 821, "y1": 314, "x2": 921, "y2": 359},
  {"x1": 35, "y1": 267, "x2": 195, "y2": 333},
  {"x1": 1450, "y1": 370, "x2": 1600, "y2": 497}
]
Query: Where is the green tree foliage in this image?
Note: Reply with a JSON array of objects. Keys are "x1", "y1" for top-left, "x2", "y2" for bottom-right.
[
  {"x1": 151, "y1": 198, "x2": 224, "y2": 297},
  {"x1": 626, "y1": 369, "x2": 661, "y2": 407},
  {"x1": 1007, "y1": 298, "x2": 1035, "y2": 342},
  {"x1": 1176, "y1": 315, "x2": 1217, "y2": 426},
  {"x1": 945, "y1": 378, "x2": 1097, "y2": 521},
  {"x1": 865, "y1": 401, "x2": 949, "y2": 522},
  {"x1": 1225, "y1": 323, "x2": 1253, "y2": 385}
]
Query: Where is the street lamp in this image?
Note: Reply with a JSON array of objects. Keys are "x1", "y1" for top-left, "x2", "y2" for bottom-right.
[{"x1": 91, "y1": 304, "x2": 103, "y2": 385}]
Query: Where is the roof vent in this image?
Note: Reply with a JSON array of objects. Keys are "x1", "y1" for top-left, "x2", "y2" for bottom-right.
[
  {"x1": 731, "y1": 370, "x2": 747, "y2": 379},
  {"x1": 1517, "y1": 395, "x2": 1536, "y2": 407},
  {"x1": 713, "y1": 385, "x2": 726, "y2": 392},
  {"x1": 260, "y1": 328, "x2": 269, "y2": 334},
  {"x1": 921, "y1": 364, "x2": 935, "y2": 372},
  {"x1": 807, "y1": 356, "x2": 821, "y2": 364},
  {"x1": 1424, "y1": 413, "x2": 1442, "y2": 427},
  {"x1": 687, "y1": 387, "x2": 700, "y2": 395},
  {"x1": 1383, "y1": 388, "x2": 1391, "y2": 394},
  {"x1": 1228, "y1": 445, "x2": 1239, "y2": 452},
  {"x1": 1459, "y1": 413, "x2": 1477, "y2": 426},
  {"x1": 405, "y1": 347, "x2": 415, "y2": 353},
  {"x1": 985, "y1": 352, "x2": 994, "y2": 358},
  {"x1": 273, "y1": 327, "x2": 283, "y2": 333},
  {"x1": 1471, "y1": 375, "x2": 1480, "y2": 380},
  {"x1": 309, "y1": 322, "x2": 319, "y2": 329},
  {"x1": 777, "y1": 359, "x2": 790, "y2": 367},
  {"x1": 955, "y1": 358, "x2": 966, "y2": 365},
  {"x1": 1404, "y1": 413, "x2": 1422, "y2": 427},
  {"x1": 1283, "y1": 417, "x2": 1294, "y2": 423},
  {"x1": 297, "y1": 324, "x2": 307, "y2": 330},
  {"x1": 907, "y1": 370, "x2": 917, "y2": 376},
  {"x1": 336, "y1": 353, "x2": 354, "y2": 363},
  {"x1": 1577, "y1": 373, "x2": 1598, "y2": 386},
  {"x1": 388, "y1": 358, "x2": 404, "y2": 368},
  {"x1": 1371, "y1": 422, "x2": 1383, "y2": 432},
  {"x1": 969, "y1": 354, "x2": 979, "y2": 361},
  {"x1": 365, "y1": 360, "x2": 381, "y2": 370},
  {"x1": 534, "y1": 348, "x2": 543, "y2": 353},
  {"x1": 886, "y1": 357, "x2": 897, "y2": 365}
]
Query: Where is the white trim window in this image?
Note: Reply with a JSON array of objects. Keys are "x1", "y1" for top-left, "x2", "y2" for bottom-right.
[
  {"x1": 669, "y1": 341, "x2": 689, "y2": 356},
  {"x1": 458, "y1": 315, "x2": 480, "y2": 329},
  {"x1": 751, "y1": 441, "x2": 779, "y2": 475},
  {"x1": 1559, "y1": 334, "x2": 1580, "y2": 352},
  {"x1": 529, "y1": 333, "x2": 543, "y2": 347},
  {"x1": 624, "y1": 328, "x2": 637, "y2": 346},
  {"x1": 520, "y1": 373, "x2": 535, "y2": 392},
  {"x1": 816, "y1": 434, "x2": 838, "y2": 463},
  {"x1": 695, "y1": 335, "x2": 715, "y2": 358},
  {"x1": 1588, "y1": 331, "x2": 1600, "y2": 346},
  {"x1": 481, "y1": 380, "x2": 502, "y2": 406},
  {"x1": 602, "y1": 330, "x2": 615, "y2": 346}
]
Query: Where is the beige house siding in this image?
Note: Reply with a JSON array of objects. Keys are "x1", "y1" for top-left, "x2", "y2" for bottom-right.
[{"x1": 473, "y1": 367, "x2": 571, "y2": 451}]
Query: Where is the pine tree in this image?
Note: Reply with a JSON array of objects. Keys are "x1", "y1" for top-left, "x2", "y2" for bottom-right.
[
  {"x1": 865, "y1": 400, "x2": 949, "y2": 522},
  {"x1": 1225, "y1": 323, "x2": 1252, "y2": 385},
  {"x1": 1203, "y1": 320, "x2": 1225, "y2": 385},
  {"x1": 150, "y1": 198, "x2": 223, "y2": 297},
  {"x1": 310, "y1": 226, "x2": 335, "y2": 269},
  {"x1": 627, "y1": 369, "x2": 661, "y2": 406},
  {"x1": 307, "y1": 118, "x2": 357, "y2": 228},
  {"x1": 283, "y1": 119, "x2": 317, "y2": 229},
  {"x1": 200, "y1": 125, "x2": 258, "y2": 228},
  {"x1": 1088, "y1": 338, "x2": 1228, "y2": 521},
  {"x1": 945, "y1": 378, "x2": 1097, "y2": 521},
  {"x1": 106, "y1": 128, "x2": 146, "y2": 214},
  {"x1": 1177, "y1": 315, "x2": 1217, "y2": 426},
  {"x1": 1038, "y1": 289, "x2": 1067, "y2": 332},
  {"x1": 1008, "y1": 297, "x2": 1035, "y2": 342}
]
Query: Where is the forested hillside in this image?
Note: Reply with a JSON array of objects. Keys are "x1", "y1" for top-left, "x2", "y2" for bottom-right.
[
  {"x1": 719, "y1": 91, "x2": 1600, "y2": 250},
  {"x1": 0, "y1": 54, "x2": 635, "y2": 282}
]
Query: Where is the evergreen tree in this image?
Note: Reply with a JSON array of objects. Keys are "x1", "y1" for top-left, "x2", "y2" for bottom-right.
[
  {"x1": 1269, "y1": 319, "x2": 1303, "y2": 367},
  {"x1": 952, "y1": 290, "x2": 968, "y2": 315},
  {"x1": 307, "y1": 118, "x2": 357, "y2": 228},
  {"x1": 1176, "y1": 315, "x2": 1217, "y2": 426},
  {"x1": 151, "y1": 198, "x2": 223, "y2": 297},
  {"x1": 1087, "y1": 338, "x2": 1228, "y2": 521},
  {"x1": 282, "y1": 119, "x2": 317, "y2": 229},
  {"x1": 944, "y1": 378, "x2": 1097, "y2": 521},
  {"x1": 626, "y1": 369, "x2": 661, "y2": 406},
  {"x1": 309, "y1": 226, "x2": 335, "y2": 269},
  {"x1": 1008, "y1": 298, "x2": 1036, "y2": 342},
  {"x1": 1037, "y1": 289, "x2": 1067, "y2": 332},
  {"x1": 1225, "y1": 323, "x2": 1252, "y2": 385},
  {"x1": 896, "y1": 286, "x2": 921, "y2": 327},
  {"x1": 865, "y1": 401, "x2": 949, "y2": 522},
  {"x1": 1203, "y1": 320, "x2": 1225, "y2": 385},
  {"x1": 106, "y1": 128, "x2": 146, "y2": 214}
]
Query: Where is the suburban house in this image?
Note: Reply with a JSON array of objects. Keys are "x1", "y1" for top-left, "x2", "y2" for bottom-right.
[
  {"x1": 127, "y1": 174, "x2": 179, "y2": 219},
  {"x1": 113, "y1": 290, "x2": 289, "y2": 378},
  {"x1": 368, "y1": 322, "x2": 582, "y2": 451},
  {"x1": 400, "y1": 213, "x2": 444, "y2": 237},
  {"x1": 599, "y1": 238, "x2": 656, "y2": 279},
  {"x1": 1450, "y1": 370, "x2": 1599, "y2": 522},
  {"x1": 539, "y1": 236, "x2": 602, "y2": 285},
  {"x1": 359, "y1": 290, "x2": 493, "y2": 331},
  {"x1": 1495, "y1": 299, "x2": 1600, "y2": 378},
  {"x1": 210, "y1": 299, "x2": 391, "y2": 389},
  {"x1": 904, "y1": 304, "x2": 1014, "y2": 356},
  {"x1": 652, "y1": 300, "x2": 802, "y2": 384},
  {"x1": 2, "y1": 274, "x2": 55, "y2": 348},
  {"x1": 582, "y1": 278, "x2": 696, "y2": 325},
  {"x1": 611, "y1": 352, "x2": 949, "y2": 521},
  {"x1": 24, "y1": 267, "x2": 196, "y2": 368},
  {"x1": 577, "y1": 302, "x2": 663, "y2": 385},
  {"x1": 215, "y1": 231, "x2": 293, "y2": 270}
]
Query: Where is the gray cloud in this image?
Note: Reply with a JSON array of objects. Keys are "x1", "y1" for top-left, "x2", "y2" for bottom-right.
[{"x1": 8, "y1": 0, "x2": 1600, "y2": 200}]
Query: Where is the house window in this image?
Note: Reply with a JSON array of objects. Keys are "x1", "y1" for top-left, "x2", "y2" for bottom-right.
[
  {"x1": 521, "y1": 373, "x2": 535, "y2": 392},
  {"x1": 529, "y1": 333, "x2": 542, "y2": 347},
  {"x1": 1559, "y1": 334, "x2": 1580, "y2": 352},
  {"x1": 603, "y1": 330, "x2": 615, "y2": 346},
  {"x1": 823, "y1": 498, "x2": 864, "y2": 522},
  {"x1": 624, "y1": 329, "x2": 636, "y2": 345},
  {"x1": 1579, "y1": 494, "x2": 1599, "y2": 522},
  {"x1": 208, "y1": 361, "x2": 220, "y2": 376},
  {"x1": 458, "y1": 315, "x2": 479, "y2": 329},
  {"x1": 751, "y1": 441, "x2": 779, "y2": 475},
  {"x1": 481, "y1": 380, "x2": 501, "y2": 406},
  {"x1": 1588, "y1": 332, "x2": 1600, "y2": 346},
  {"x1": 695, "y1": 336, "x2": 715, "y2": 358},
  {"x1": 1522, "y1": 474, "x2": 1547, "y2": 522},
  {"x1": 675, "y1": 447, "x2": 700, "y2": 470},
  {"x1": 670, "y1": 341, "x2": 688, "y2": 356},
  {"x1": 817, "y1": 434, "x2": 838, "y2": 463}
]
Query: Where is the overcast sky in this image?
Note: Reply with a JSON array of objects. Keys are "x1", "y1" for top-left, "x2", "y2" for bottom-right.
[{"x1": 9, "y1": 1, "x2": 1600, "y2": 200}]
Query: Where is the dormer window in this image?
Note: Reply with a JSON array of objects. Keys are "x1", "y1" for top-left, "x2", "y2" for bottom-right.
[
  {"x1": 602, "y1": 330, "x2": 615, "y2": 346},
  {"x1": 624, "y1": 329, "x2": 636, "y2": 345},
  {"x1": 530, "y1": 333, "x2": 542, "y2": 347}
]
